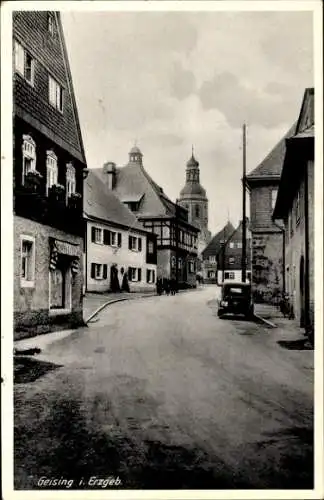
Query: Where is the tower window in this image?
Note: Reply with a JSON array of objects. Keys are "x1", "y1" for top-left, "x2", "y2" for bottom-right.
[{"x1": 195, "y1": 205, "x2": 200, "y2": 218}]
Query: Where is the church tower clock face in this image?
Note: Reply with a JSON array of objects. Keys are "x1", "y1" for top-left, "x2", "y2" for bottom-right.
[{"x1": 178, "y1": 149, "x2": 211, "y2": 255}]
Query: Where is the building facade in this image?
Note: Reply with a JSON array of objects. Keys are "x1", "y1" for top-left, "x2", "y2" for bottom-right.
[
  {"x1": 178, "y1": 150, "x2": 211, "y2": 257},
  {"x1": 273, "y1": 89, "x2": 314, "y2": 331},
  {"x1": 84, "y1": 171, "x2": 157, "y2": 293},
  {"x1": 202, "y1": 221, "x2": 251, "y2": 284},
  {"x1": 13, "y1": 12, "x2": 87, "y2": 339},
  {"x1": 246, "y1": 124, "x2": 296, "y2": 303},
  {"x1": 202, "y1": 222, "x2": 235, "y2": 284},
  {"x1": 92, "y1": 146, "x2": 199, "y2": 288}
]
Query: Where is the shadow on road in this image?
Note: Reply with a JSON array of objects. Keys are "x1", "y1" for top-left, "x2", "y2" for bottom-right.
[
  {"x1": 277, "y1": 339, "x2": 313, "y2": 351},
  {"x1": 14, "y1": 356, "x2": 63, "y2": 384}
]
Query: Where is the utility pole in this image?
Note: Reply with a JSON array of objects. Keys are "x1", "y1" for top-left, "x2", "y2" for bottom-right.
[
  {"x1": 222, "y1": 225, "x2": 225, "y2": 283},
  {"x1": 242, "y1": 123, "x2": 247, "y2": 283},
  {"x1": 175, "y1": 202, "x2": 179, "y2": 289}
]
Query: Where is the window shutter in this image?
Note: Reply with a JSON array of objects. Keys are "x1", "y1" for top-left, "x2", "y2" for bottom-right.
[
  {"x1": 138, "y1": 238, "x2": 142, "y2": 252},
  {"x1": 138, "y1": 268, "x2": 142, "y2": 282},
  {"x1": 153, "y1": 270, "x2": 155, "y2": 283},
  {"x1": 103, "y1": 229, "x2": 111, "y2": 245},
  {"x1": 146, "y1": 269, "x2": 149, "y2": 283},
  {"x1": 128, "y1": 267, "x2": 132, "y2": 280},
  {"x1": 91, "y1": 227, "x2": 96, "y2": 242},
  {"x1": 103, "y1": 264, "x2": 107, "y2": 279},
  {"x1": 118, "y1": 233, "x2": 122, "y2": 247},
  {"x1": 91, "y1": 263, "x2": 95, "y2": 278},
  {"x1": 128, "y1": 236, "x2": 132, "y2": 250}
]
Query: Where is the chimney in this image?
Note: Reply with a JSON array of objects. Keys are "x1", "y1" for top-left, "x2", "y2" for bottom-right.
[{"x1": 103, "y1": 162, "x2": 116, "y2": 190}]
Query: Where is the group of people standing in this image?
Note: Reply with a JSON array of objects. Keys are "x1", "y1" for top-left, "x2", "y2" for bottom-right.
[{"x1": 156, "y1": 277, "x2": 178, "y2": 296}]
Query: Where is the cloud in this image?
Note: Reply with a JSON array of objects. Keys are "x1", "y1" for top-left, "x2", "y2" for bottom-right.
[
  {"x1": 198, "y1": 71, "x2": 304, "y2": 129},
  {"x1": 169, "y1": 60, "x2": 196, "y2": 101}
]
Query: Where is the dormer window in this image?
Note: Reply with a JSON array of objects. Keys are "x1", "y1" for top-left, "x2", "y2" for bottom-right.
[
  {"x1": 46, "y1": 150, "x2": 58, "y2": 194},
  {"x1": 66, "y1": 163, "x2": 76, "y2": 199},
  {"x1": 22, "y1": 135, "x2": 36, "y2": 184}
]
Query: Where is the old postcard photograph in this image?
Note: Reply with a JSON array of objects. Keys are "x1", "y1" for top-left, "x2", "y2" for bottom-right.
[{"x1": 1, "y1": 0, "x2": 323, "y2": 498}]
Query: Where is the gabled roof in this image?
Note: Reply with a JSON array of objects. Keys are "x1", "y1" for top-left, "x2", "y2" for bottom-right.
[
  {"x1": 84, "y1": 170, "x2": 147, "y2": 233},
  {"x1": 246, "y1": 123, "x2": 297, "y2": 182},
  {"x1": 92, "y1": 161, "x2": 189, "y2": 223},
  {"x1": 202, "y1": 221, "x2": 235, "y2": 258},
  {"x1": 273, "y1": 88, "x2": 315, "y2": 219}
]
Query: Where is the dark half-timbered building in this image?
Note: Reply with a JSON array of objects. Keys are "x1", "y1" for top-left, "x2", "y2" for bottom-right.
[{"x1": 13, "y1": 12, "x2": 88, "y2": 338}]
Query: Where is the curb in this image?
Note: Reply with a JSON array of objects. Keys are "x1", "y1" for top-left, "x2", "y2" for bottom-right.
[
  {"x1": 14, "y1": 328, "x2": 76, "y2": 353},
  {"x1": 253, "y1": 314, "x2": 277, "y2": 328},
  {"x1": 85, "y1": 293, "x2": 157, "y2": 324}
]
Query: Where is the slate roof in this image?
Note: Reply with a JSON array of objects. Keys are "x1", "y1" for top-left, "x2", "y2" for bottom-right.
[
  {"x1": 92, "y1": 161, "x2": 190, "y2": 224},
  {"x1": 201, "y1": 221, "x2": 235, "y2": 258},
  {"x1": 84, "y1": 170, "x2": 147, "y2": 233},
  {"x1": 246, "y1": 123, "x2": 297, "y2": 181}
]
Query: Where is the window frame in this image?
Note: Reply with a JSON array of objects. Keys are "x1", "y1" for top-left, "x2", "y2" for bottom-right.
[
  {"x1": 229, "y1": 257, "x2": 235, "y2": 265},
  {"x1": 271, "y1": 188, "x2": 278, "y2": 210},
  {"x1": 48, "y1": 74, "x2": 64, "y2": 112},
  {"x1": 66, "y1": 163, "x2": 76, "y2": 200},
  {"x1": 20, "y1": 234, "x2": 36, "y2": 288},
  {"x1": 21, "y1": 135, "x2": 37, "y2": 185},
  {"x1": 46, "y1": 150, "x2": 58, "y2": 195},
  {"x1": 94, "y1": 228, "x2": 103, "y2": 245},
  {"x1": 14, "y1": 40, "x2": 35, "y2": 86}
]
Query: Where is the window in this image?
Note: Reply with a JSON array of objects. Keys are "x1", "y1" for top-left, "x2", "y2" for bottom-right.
[
  {"x1": 209, "y1": 255, "x2": 216, "y2": 263},
  {"x1": 20, "y1": 235, "x2": 35, "y2": 287},
  {"x1": 22, "y1": 135, "x2": 36, "y2": 184},
  {"x1": 208, "y1": 271, "x2": 215, "y2": 278},
  {"x1": 295, "y1": 191, "x2": 300, "y2": 224},
  {"x1": 66, "y1": 163, "x2": 76, "y2": 199},
  {"x1": 49, "y1": 75, "x2": 63, "y2": 112},
  {"x1": 129, "y1": 236, "x2": 141, "y2": 251},
  {"x1": 148, "y1": 240, "x2": 154, "y2": 254},
  {"x1": 171, "y1": 256, "x2": 176, "y2": 268},
  {"x1": 91, "y1": 227, "x2": 103, "y2": 244},
  {"x1": 195, "y1": 205, "x2": 200, "y2": 218},
  {"x1": 146, "y1": 269, "x2": 156, "y2": 283},
  {"x1": 237, "y1": 242, "x2": 242, "y2": 249},
  {"x1": 224, "y1": 272, "x2": 235, "y2": 280},
  {"x1": 128, "y1": 267, "x2": 142, "y2": 282},
  {"x1": 229, "y1": 242, "x2": 235, "y2": 249},
  {"x1": 188, "y1": 261, "x2": 194, "y2": 273},
  {"x1": 46, "y1": 150, "x2": 58, "y2": 194},
  {"x1": 271, "y1": 189, "x2": 278, "y2": 210},
  {"x1": 229, "y1": 257, "x2": 235, "y2": 264},
  {"x1": 48, "y1": 13, "x2": 55, "y2": 35},
  {"x1": 178, "y1": 258, "x2": 182, "y2": 269},
  {"x1": 90, "y1": 263, "x2": 108, "y2": 280},
  {"x1": 14, "y1": 40, "x2": 34, "y2": 85}
]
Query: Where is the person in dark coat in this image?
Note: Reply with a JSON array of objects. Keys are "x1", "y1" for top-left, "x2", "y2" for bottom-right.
[
  {"x1": 170, "y1": 278, "x2": 177, "y2": 295},
  {"x1": 110, "y1": 264, "x2": 121, "y2": 293},
  {"x1": 121, "y1": 267, "x2": 130, "y2": 293},
  {"x1": 156, "y1": 277, "x2": 163, "y2": 295},
  {"x1": 164, "y1": 278, "x2": 170, "y2": 296}
]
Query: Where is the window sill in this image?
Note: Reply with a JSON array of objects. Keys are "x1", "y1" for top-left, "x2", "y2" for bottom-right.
[
  {"x1": 49, "y1": 308, "x2": 72, "y2": 316},
  {"x1": 20, "y1": 280, "x2": 35, "y2": 288}
]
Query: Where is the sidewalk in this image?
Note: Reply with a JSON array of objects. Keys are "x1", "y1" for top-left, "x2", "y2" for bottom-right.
[{"x1": 254, "y1": 303, "x2": 312, "y2": 348}]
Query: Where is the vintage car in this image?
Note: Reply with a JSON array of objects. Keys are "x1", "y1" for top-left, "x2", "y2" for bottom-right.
[{"x1": 217, "y1": 282, "x2": 254, "y2": 319}]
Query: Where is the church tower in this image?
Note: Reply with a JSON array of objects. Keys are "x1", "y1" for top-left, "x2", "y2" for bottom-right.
[{"x1": 178, "y1": 149, "x2": 211, "y2": 256}]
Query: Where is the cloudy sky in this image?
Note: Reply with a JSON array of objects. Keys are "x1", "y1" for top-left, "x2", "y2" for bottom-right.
[{"x1": 61, "y1": 8, "x2": 313, "y2": 234}]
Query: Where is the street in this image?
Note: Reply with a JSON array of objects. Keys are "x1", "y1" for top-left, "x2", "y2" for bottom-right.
[{"x1": 14, "y1": 286, "x2": 313, "y2": 490}]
